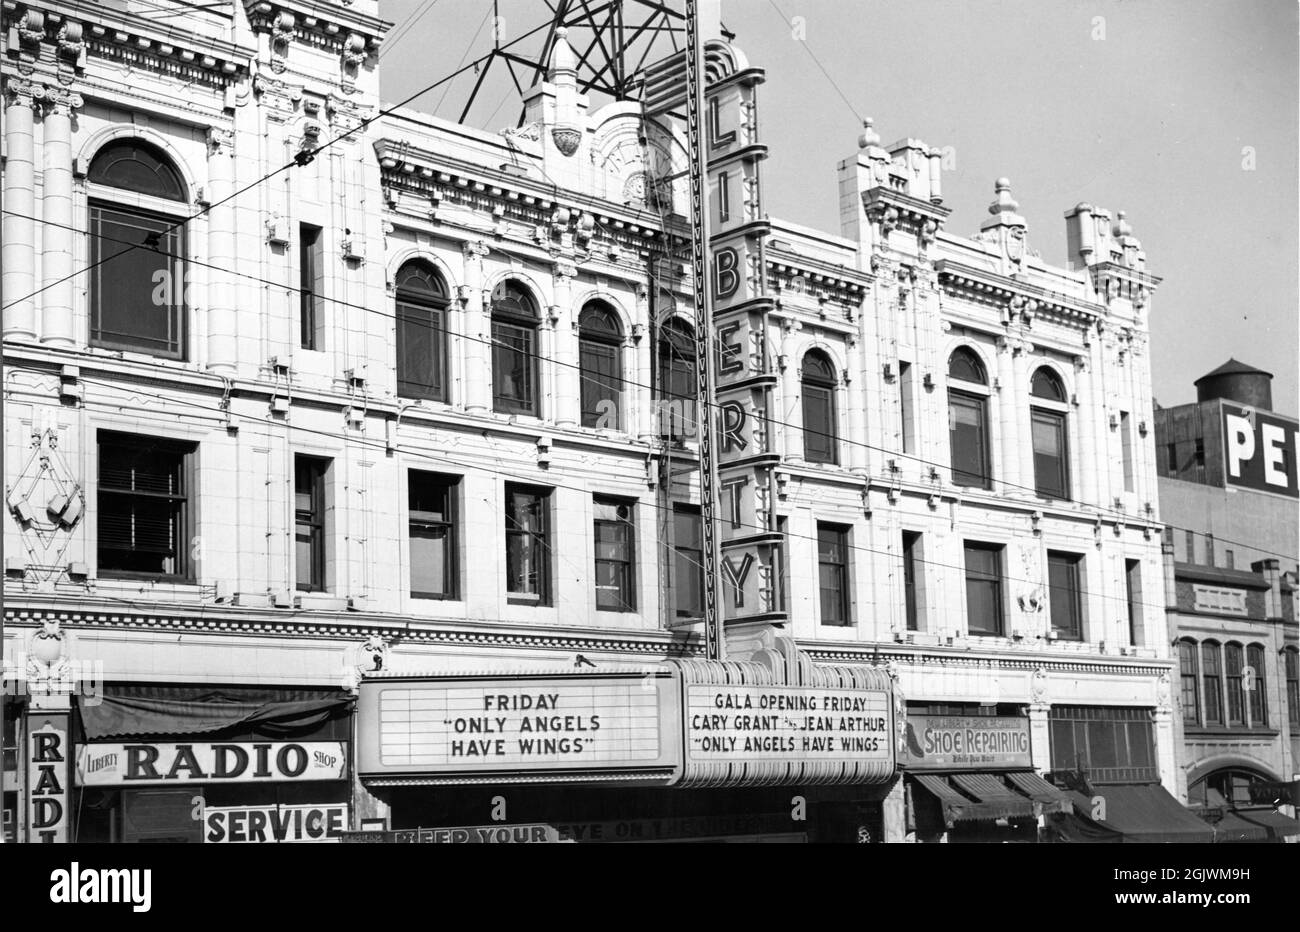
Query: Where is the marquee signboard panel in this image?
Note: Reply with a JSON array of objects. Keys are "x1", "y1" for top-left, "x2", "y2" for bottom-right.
[{"x1": 356, "y1": 672, "x2": 680, "y2": 784}]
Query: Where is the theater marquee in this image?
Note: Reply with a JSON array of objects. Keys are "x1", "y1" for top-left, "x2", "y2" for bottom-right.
[{"x1": 357, "y1": 671, "x2": 681, "y2": 785}]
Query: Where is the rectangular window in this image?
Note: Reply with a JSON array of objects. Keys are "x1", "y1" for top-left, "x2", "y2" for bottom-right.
[
  {"x1": 963, "y1": 542, "x2": 1004, "y2": 636},
  {"x1": 294, "y1": 456, "x2": 329, "y2": 592},
  {"x1": 1224, "y1": 549, "x2": 1234, "y2": 569},
  {"x1": 580, "y1": 340, "x2": 622, "y2": 429},
  {"x1": 1165, "y1": 442, "x2": 1178, "y2": 474},
  {"x1": 949, "y1": 392, "x2": 990, "y2": 489},
  {"x1": 899, "y1": 362, "x2": 915, "y2": 455},
  {"x1": 1247, "y1": 645, "x2": 1267, "y2": 726},
  {"x1": 1120, "y1": 411, "x2": 1134, "y2": 492},
  {"x1": 1205, "y1": 533, "x2": 1215, "y2": 567},
  {"x1": 1125, "y1": 558, "x2": 1143, "y2": 646},
  {"x1": 1032, "y1": 409, "x2": 1070, "y2": 499},
  {"x1": 492, "y1": 320, "x2": 538, "y2": 416},
  {"x1": 97, "y1": 432, "x2": 194, "y2": 579},
  {"x1": 802, "y1": 383, "x2": 837, "y2": 464},
  {"x1": 1202, "y1": 643, "x2": 1223, "y2": 725},
  {"x1": 673, "y1": 505, "x2": 704, "y2": 619},
  {"x1": 903, "y1": 531, "x2": 921, "y2": 631},
  {"x1": 1179, "y1": 641, "x2": 1200, "y2": 725},
  {"x1": 408, "y1": 471, "x2": 458, "y2": 599},
  {"x1": 1048, "y1": 706, "x2": 1158, "y2": 784},
  {"x1": 299, "y1": 223, "x2": 323, "y2": 350},
  {"x1": 1225, "y1": 643, "x2": 1244, "y2": 725},
  {"x1": 817, "y1": 523, "x2": 851, "y2": 626},
  {"x1": 1285, "y1": 650, "x2": 1299, "y2": 726},
  {"x1": 1185, "y1": 530, "x2": 1197, "y2": 563},
  {"x1": 593, "y1": 498, "x2": 636, "y2": 612},
  {"x1": 505, "y1": 484, "x2": 550, "y2": 603},
  {"x1": 89, "y1": 204, "x2": 186, "y2": 359},
  {"x1": 397, "y1": 299, "x2": 447, "y2": 402},
  {"x1": 1047, "y1": 551, "x2": 1084, "y2": 640}
]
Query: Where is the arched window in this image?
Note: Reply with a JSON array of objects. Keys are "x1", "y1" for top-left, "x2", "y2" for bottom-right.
[
  {"x1": 396, "y1": 261, "x2": 450, "y2": 401},
  {"x1": 579, "y1": 302, "x2": 624, "y2": 429},
  {"x1": 947, "y1": 347, "x2": 991, "y2": 489},
  {"x1": 491, "y1": 280, "x2": 539, "y2": 416},
  {"x1": 1286, "y1": 647, "x2": 1299, "y2": 726},
  {"x1": 1178, "y1": 638, "x2": 1200, "y2": 726},
  {"x1": 1188, "y1": 767, "x2": 1276, "y2": 809},
  {"x1": 801, "y1": 351, "x2": 838, "y2": 464},
  {"x1": 1224, "y1": 642, "x2": 1245, "y2": 725},
  {"x1": 657, "y1": 318, "x2": 697, "y2": 442},
  {"x1": 1030, "y1": 366, "x2": 1070, "y2": 500},
  {"x1": 87, "y1": 140, "x2": 188, "y2": 359},
  {"x1": 1247, "y1": 644, "x2": 1267, "y2": 726},
  {"x1": 1202, "y1": 640, "x2": 1223, "y2": 725}
]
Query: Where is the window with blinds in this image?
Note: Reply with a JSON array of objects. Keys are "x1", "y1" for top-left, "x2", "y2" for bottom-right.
[{"x1": 97, "y1": 432, "x2": 195, "y2": 579}]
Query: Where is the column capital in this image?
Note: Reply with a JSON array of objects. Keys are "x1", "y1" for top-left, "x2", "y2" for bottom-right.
[
  {"x1": 553, "y1": 260, "x2": 578, "y2": 282},
  {"x1": 3, "y1": 75, "x2": 44, "y2": 109},
  {"x1": 461, "y1": 239, "x2": 490, "y2": 260},
  {"x1": 40, "y1": 86, "x2": 83, "y2": 117}
]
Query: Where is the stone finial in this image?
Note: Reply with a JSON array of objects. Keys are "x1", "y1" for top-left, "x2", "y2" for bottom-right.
[
  {"x1": 857, "y1": 118, "x2": 881, "y2": 149},
  {"x1": 988, "y1": 177, "x2": 1020, "y2": 216},
  {"x1": 549, "y1": 26, "x2": 578, "y2": 83},
  {"x1": 1112, "y1": 209, "x2": 1133, "y2": 238}
]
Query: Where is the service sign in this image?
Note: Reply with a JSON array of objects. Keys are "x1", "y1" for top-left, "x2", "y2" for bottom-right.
[
  {"x1": 681, "y1": 683, "x2": 893, "y2": 785},
  {"x1": 1222, "y1": 403, "x2": 1299, "y2": 497},
  {"x1": 205, "y1": 804, "x2": 349, "y2": 843},
  {"x1": 76, "y1": 741, "x2": 347, "y2": 786},
  {"x1": 357, "y1": 673, "x2": 679, "y2": 782},
  {"x1": 900, "y1": 714, "x2": 1032, "y2": 771}
]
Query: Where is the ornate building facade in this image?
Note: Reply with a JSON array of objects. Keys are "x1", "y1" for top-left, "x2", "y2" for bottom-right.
[{"x1": 3, "y1": 0, "x2": 1183, "y2": 843}]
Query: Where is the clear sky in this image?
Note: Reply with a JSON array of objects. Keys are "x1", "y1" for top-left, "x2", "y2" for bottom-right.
[{"x1": 379, "y1": 0, "x2": 1299, "y2": 414}]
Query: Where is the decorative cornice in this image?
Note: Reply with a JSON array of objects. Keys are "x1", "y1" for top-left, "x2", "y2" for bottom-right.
[
  {"x1": 2, "y1": 1, "x2": 255, "y2": 81},
  {"x1": 4, "y1": 603, "x2": 704, "y2": 658},
  {"x1": 243, "y1": 0, "x2": 389, "y2": 52},
  {"x1": 801, "y1": 642, "x2": 1173, "y2": 678},
  {"x1": 934, "y1": 258, "x2": 1103, "y2": 326}
]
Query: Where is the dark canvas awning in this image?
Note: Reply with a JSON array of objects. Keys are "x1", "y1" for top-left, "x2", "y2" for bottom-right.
[
  {"x1": 1008, "y1": 770, "x2": 1073, "y2": 815},
  {"x1": 911, "y1": 772, "x2": 1042, "y2": 824},
  {"x1": 1209, "y1": 810, "x2": 1271, "y2": 844},
  {"x1": 78, "y1": 686, "x2": 353, "y2": 739},
  {"x1": 1232, "y1": 808, "x2": 1300, "y2": 842},
  {"x1": 1061, "y1": 784, "x2": 1214, "y2": 844}
]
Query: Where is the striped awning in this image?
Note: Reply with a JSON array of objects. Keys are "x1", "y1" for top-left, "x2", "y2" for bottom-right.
[{"x1": 1008, "y1": 770, "x2": 1073, "y2": 814}]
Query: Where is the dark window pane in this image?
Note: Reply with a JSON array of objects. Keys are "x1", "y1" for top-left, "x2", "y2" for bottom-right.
[
  {"x1": 90, "y1": 205, "x2": 185, "y2": 358},
  {"x1": 98, "y1": 434, "x2": 190, "y2": 578},
  {"x1": 1032, "y1": 409, "x2": 1069, "y2": 499},
  {"x1": 594, "y1": 498, "x2": 635, "y2": 611},
  {"x1": 1225, "y1": 643, "x2": 1244, "y2": 725},
  {"x1": 294, "y1": 457, "x2": 327, "y2": 592},
  {"x1": 1202, "y1": 642, "x2": 1223, "y2": 725},
  {"x1": 88, "y1": 141, "x2": 186, "y2": 201},
  {"x1": 580, "y1": 339, "x2": 622, "y2": 429},
  {"x1": 658, "y1": 321, "x2": 698, "y2": 441},
  {"x1": 1030, "y1": 367, "x2": 1065, "y2": 401},
  {"x1": 1180, "y1": 640, "x2": 1200, "y2": 725},
  {"x1": 492, "y1": 321, "x2": 537, "y2": 415},
  {"x1": 673, "y1": 506, "x2": 704, "y2": 618},
  {"x1": 506, "y1": 486, "x2": 549, "y2": 602},
  {"x1": 409, "y1": 471, "x2": 456, "y2": 598},
  {"x1": 1247, "y1": 645, "x2": 1267, "y2": 726},
  {"x1": 949, "y1": 392, "x2": 990, "y2": 488},
  {"x1": 817, "y1": 524, "x2": 849, "y2": 625},
  {"x1": 964, "y1": 543, "x2": 1002, "y2": 635},
  {"x1": 903, "y1": 531, "x2": 920, "y2": 631},
  {"x1": 948, "y1": 348, "x2": 986, "y2": 384},
  {"x1": 1047, "y1": 551, "x2": 1082, "y2": 640}
]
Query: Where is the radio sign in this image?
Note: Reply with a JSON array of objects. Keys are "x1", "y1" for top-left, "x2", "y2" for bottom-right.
[
  {"x1": 1222, "y1": 403, "x2": 1299, "y2": 497},
  {"x1": 76, "y1": 741, "x2": 347, "y2": 786},
  {"x1": 27, "y1": 713, "x2": 70, "y2": 843}
]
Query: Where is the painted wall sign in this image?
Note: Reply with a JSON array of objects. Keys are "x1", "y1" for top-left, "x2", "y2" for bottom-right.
[
  {"x1": 76, "y1": 742, "x2": 347, "y2": 786},
  {"x1": 357, "y1": 673, "x2": 679, "y2": 782},
  {"x1": 900, "y1": 715, "x2": 1032, "y2": 771},
  {"x1": 27, "y1": 712, "x2": 70, "y2": 842},
  {"x1": 1221, "y1": 403, "x2": 1299, "y2": 497},
  {"x1": 204, "y1": 804, "x2": 348, "y2": 843}
]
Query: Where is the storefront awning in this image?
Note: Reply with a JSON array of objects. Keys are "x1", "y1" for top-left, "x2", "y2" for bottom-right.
[
  {"x1": 1231, "y1": 808, "x2": 1300, "y2": 842},
  {"x1": 1209, "y1": 810, "x2": 1271, "y2": 844},
  {"x1": 912, "y1": 772, "x2": 1037, "y2": 823},
  {"x1": 78, "y1": 687, "x2": 353, "y2": 739},
  {"x1": 1007, "y1": 770, "x2": 1072, "y2": 815},
  {"x1": 1062, "y1": 783, "x2": 1214, "y2": 843}
]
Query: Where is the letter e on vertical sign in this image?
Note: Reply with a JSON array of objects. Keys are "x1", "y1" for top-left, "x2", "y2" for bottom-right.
[{"x1": 28, "y1": 713, "x2": 70, "y2": 843}]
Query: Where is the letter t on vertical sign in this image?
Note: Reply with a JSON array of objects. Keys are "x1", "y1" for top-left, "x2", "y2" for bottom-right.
[
  {"x1": 685, "y1": 0, "x2": 724, "y2": 661},
  {"x1": 27, "y1": 712, "x2": 70, "y2": 843}
]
